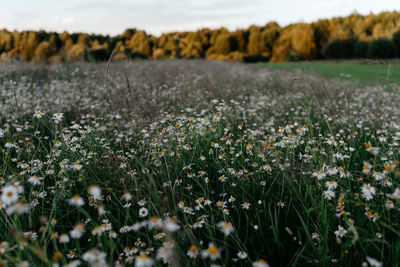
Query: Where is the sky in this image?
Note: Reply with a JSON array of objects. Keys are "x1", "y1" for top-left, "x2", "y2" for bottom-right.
[{"x1": 0, "y1": 0, "x2": 399, "y2": 36}]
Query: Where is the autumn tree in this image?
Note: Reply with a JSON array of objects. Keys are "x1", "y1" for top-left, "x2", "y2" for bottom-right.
[
  {"x1": 271, "y1": 23, "x2": 316, "y2": 61},
  {"x1": 179, "y1": 32, "x2": 207, "y2": 58},
  {"x1": 230, "y1": 29, "x2": 248, "y2": 52},
  {"x1": 261, "y1": 22, "x2": 280, "y2": 58},
  {"x1": 66, "y1": 44, "x2": 87, "y2": 61},
  {"x1": 158, "y1": 33, "x2": 179, "y2": 58},
  {"x1": 0, "y1": 30, "x2": 13, "y2": 54},
  {"x1": 34, "y1": 41, "x2": 55, "y2": 62},
  {"x1": 207, "y1": 33, "x2": 230, "y2": 56},
  {"x1": 247, "y1": 26, "x2": 264, "y2": 56},
  {"x1": 312, "y1": 19, "x2": 331, "y2": 58},
  {"x1": 128, "y1": 31, "x2": 152, "y2": 58}
]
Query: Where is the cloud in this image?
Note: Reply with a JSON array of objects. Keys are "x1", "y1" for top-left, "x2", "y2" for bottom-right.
[
  {"x1": 41, "y1": 0, "x2": 274, "y2": 35},
  {"x1": 61, "y1": 17, "x2": 75, "y2": 26},
  {"x1": 294, "y1": 0, "x2": 346, "y2": 14}
]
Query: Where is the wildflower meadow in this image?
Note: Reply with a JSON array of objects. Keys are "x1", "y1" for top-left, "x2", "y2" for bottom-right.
[{"x1": 0, "y1": 60, "x2": 399, "y2": 266}]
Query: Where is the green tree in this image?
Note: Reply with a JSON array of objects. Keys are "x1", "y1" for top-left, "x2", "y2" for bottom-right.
[
  {"x1": 367, "y1": 38, "x2": 397, "y2": 58},
  {"x1": 392, "y1": 30, "x2": 400, "y2": 55}
]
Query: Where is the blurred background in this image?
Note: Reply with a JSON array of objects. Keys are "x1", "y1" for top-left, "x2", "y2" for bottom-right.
[{"x1": 0, "y1": 0, "x2": 399, "y2": 63}]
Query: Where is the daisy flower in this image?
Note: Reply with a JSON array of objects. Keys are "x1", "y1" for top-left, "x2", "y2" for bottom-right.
[
  {"x1": 323, "y1": 190, "x2": 335, "y2": 200},
  {"x1": 69, "y1": 195, "x2": 84, "y2": 207},
  {"x1": 33, "y1": 110, "x2": 44, "y2": 118},
  {"x1": 1, "y1": 185, "x2": 20, "y2": 205},
  {"x1": 52, "y1": 112, "x2": 64, "y2": 124},
  {"x1": 163, "y1": 217, "x2": 180, "y2": 232},
  {"x1": 277, "y1": 201, "x2": 285, "y2": 208},
  {"x1": 387, "y1": 187, "x2": 400, "y2": 199},
  {"x1": 201, "y1": 243, "x2": 221, "y2": 261},
  {"x1": 187, "y1": 245, "x2": 199, "y2": 258},
  {"x1": 385, "y1": 199, "x2": 394, "y2": 209},
  {"x1": 121, "y1": 192, "x2": 133, "y2": 202},
  {"x1": 82, "y1": 249, "x2": 107, "y2": 266},
  {"x1": 311, "y1": 232, "x2": 319, "y2": 239},
  {"x1": 28, "y1": 175, "x2": 43, "y2": 186},
  {"x1": 88, "y1": 185, "x2": 102, "y2": 200},
  {"x1": 70, "y1": 223, "x2": 85, "y2": 239},
  {"x1": 361, "y1": 184, "x2": 376, "y2": 201},
  {"x1": 253, "y1": 259, "x2": 270, "y2": 267},
  {"x1": 237, "y1": 251, "x2": 248, "y2": 259},
  {"x1": 0, "y1": 242, "x2": 9, "y2": 254},
  {"x1": 6, "y1": 201, "x2": 30, "y2": 215},
  {"x1": 59, "y1": 233, "x2": 70, "y2": 243},
  {"x1": 312, "y1": 171, "x2": 326, "y2": 180},
  {"x1": 216, "y1": 201, "x2": 227, "y2": 208},
  {"x1": 139, "y1": 207, "x2": 149, "y2": 218},
  {"x1": 325, "y1": 180, "x2": 338, "y2": 190},
  {"x1": 154, "y1": 232, "x2": 166, "y2": 240},
  {"x1": 217, "y1": 221, "x2": 234, "y2": 236},
  {"x1": 135, "y1": 253, "x2": 154, "y2": 267},
  {"x1": 241, "y1": 202, "x2": 250, "y2": 209},
  {"x1": 334, "y1": 225, "x2": 347, "y2": 238},
  {"x1": 366, "y1": 256, "x2": 383, "y2": 267},
  {"x1": 138, "y1": 199, "x2": 147, "y2": 206}
]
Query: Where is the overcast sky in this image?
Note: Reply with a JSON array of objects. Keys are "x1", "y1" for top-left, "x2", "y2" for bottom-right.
[{"x1": 0, "y1": 0, "x2": 399, "y2": 36}]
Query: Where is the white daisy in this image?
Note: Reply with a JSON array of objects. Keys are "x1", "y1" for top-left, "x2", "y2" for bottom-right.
[
  {"x1": 139, "y1": 207, "x2": 148, "y2": 218},
  {"x1": 217, "y1": 221, "x2": 234, "y2": 236},
  {"x1": 334, "y1": 225, "x2": 347, "y2": 238},
  {"x1": 1, "y1": 185, "x2": 19, "y2": 205}
]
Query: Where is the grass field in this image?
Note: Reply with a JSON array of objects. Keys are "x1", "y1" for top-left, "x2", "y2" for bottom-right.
[
  {"x1": 262, "y1": 59, "x2": 400, "y2": 85},
  {"x1": 0, "y1": 60, "x2": 399, "y2": 267}
]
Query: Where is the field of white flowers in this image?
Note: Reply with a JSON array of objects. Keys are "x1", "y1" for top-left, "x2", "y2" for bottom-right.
[{"x1": 0, "y1": 60, "x2": 399, "y2": 267}]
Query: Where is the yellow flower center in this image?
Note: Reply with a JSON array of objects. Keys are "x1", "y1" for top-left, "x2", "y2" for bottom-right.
[{"x1": 208, "y1": 246, "x2": 218, "y2": 254}]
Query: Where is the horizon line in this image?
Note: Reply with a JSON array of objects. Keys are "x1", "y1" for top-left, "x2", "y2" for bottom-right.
[{"x1": 1, "y1": 9, "x2": 398, "y2": 37}]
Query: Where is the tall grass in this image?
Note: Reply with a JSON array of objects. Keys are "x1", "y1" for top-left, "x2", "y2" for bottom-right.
[{"x1": 0, "y1": 60, "x2": 399, "y2": 266}]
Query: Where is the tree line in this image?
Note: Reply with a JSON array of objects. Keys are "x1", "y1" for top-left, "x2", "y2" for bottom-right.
[{"x1": 1, "y1": 11, "x2": 400, "y2": 63}]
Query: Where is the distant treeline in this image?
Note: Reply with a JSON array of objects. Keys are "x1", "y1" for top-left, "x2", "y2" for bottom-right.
[{"x1": 1, "y1": 11, "x2": 400, "y2": 63}]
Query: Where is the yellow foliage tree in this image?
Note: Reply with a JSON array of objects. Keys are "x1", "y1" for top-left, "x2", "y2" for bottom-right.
[
  {"x1": 66, "y1": 44, "x2": 87, "y2": 61},
  {"x1": 34, "y1": 41, "x2": 54, "y2": 62},
  {"x1": 271, "y1": 23, "x2": 316, "y2": 62}
]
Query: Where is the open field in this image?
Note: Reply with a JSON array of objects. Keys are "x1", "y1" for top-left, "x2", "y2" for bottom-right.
[
  {"x1": 0, "y1": 60, "x2": 400, "y2": 266},
  {"x1": 262, "y1": 59, "x2": 400, "y2": 86}
]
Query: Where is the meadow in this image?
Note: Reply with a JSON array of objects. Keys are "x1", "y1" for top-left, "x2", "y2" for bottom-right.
[
  {"x1": 262, "y1": 59, "x2": 400, "y2": 86},
  {"x1": 0, "y1": 60, "x2": 399, "y2": 267}
]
